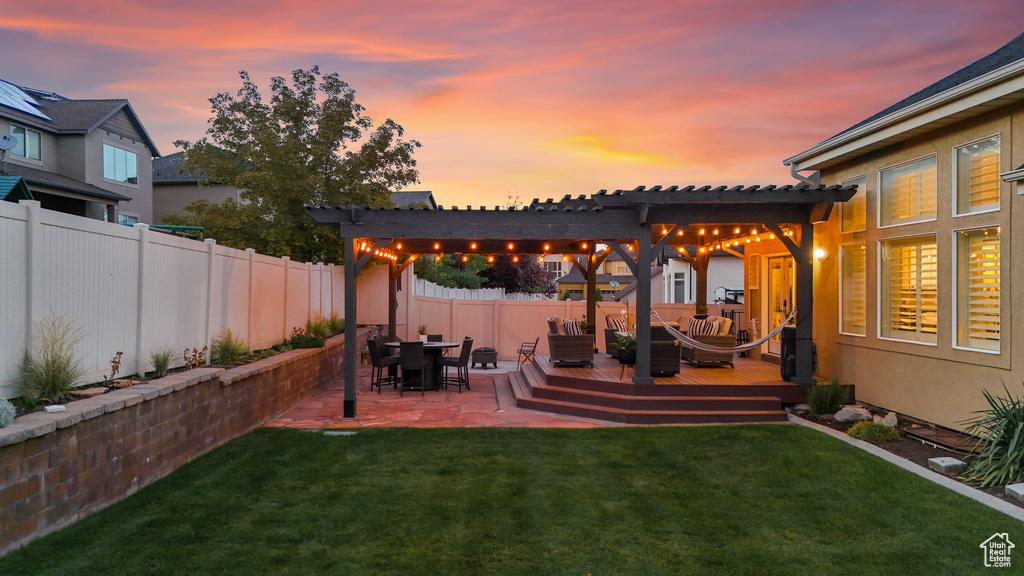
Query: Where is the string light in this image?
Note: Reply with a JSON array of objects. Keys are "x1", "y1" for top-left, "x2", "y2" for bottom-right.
[
  {"x1": 751, "y1": 228, "x2": 757, "y2": 235},
  {"x1": 462, "y1": 255, "x2": 469, "y2": 263},
  {"x1": 435, "y1": 255, "x2": 442, "y2": 262},
  {"x1": 507, "y1": 242, "x2": 515, "y2": 250},
  {"x1": 487, "y1": 255, "x2": 495, "y2": 263},
  {"x1": 734, "y1": 228, "x2": 740, "y2": 234},
  {"x1": 676, "y1": 230, "x2": 683, "y2": 236},
  {"x1": 581, "y1": 242, "x2": 588, "y2": 250},
  {"x1": 543, "y1": 243, "x2": 550, "y2": 251},
  {"x1": 661, "y1": 228, "x2": 668, "y2": 235},
  {"x1": 433, "y1": 243, "x2": 441, "y2": 251},
  {"x1": 713, "y1": 229, "x2": 719, "y2": 235},
  {"x1": 699, "y1": 247, "x2": 706, "y2": 253},
  {"x1": 512, "y1": 256, "x2": 519, "y2": 263},
  {"x1": 699, "y1": 228, "x2": 705, "y2": 235},
  {"x1": 562, "y1": 255, "x2": 569, "y2": 261},
  {"x1": 769, "y1": 234, "x2": 775, "y2": 239},
  {"x1": 538, "y1": 256, "x2": 544, "y2": 263},
  {"x1": 626, "y1": 245, "x2": 634, "y2": 252},
  {"x1": 470, "y1": 242, "x2": 477, "y2": 250},
  {"x1": 396, "y1": 243, "x2": 402, "y2": 250}
]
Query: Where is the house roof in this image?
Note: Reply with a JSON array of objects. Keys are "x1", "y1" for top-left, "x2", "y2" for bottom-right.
[
  {"x1": 391, "y1": 190, "x2": 436, "y2": 208},
  {"x1": 0, "y1": 78, "x2": 160, "y2": 156},
  {"x1": 0, "y1": 163, "x2": 131, "y2": 202},
  {"x1": 556, "y1": 268, "x2": 635, "y2": 286},
  {"x1": 153, "y1": 152, "x2": 204, "y2": 184},
  {"x1": 785, "y1": 32, "x2": 1024, "y2": 170},
  {"x1": 0, "y1": 176, "x2": 32, "y2": 201}
]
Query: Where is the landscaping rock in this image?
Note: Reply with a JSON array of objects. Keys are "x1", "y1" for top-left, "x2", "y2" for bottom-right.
[
  {"x1": 881, "y1": 412, "x2": 898, "y2": 427},
  {"x1": 835, "y1": 406, "x2": 872, "y2": 422},
  {"x1": 1005, "y1": 484, "x2": 1024, "y2": 503},
  {"x1": 71, "y1": 387, "x2": 108, "y2": 399},
  {"x1": 928, "y1": 457, "x2": 966, "y2": 475},
  {"x1": 791, "y1": 403, "x2": 811, "y2": 413},
  {"x1": 44, "y1": 405, "x2": 66, "y2": 413},
  {"x1": 873, "y1": 415, "x2": 883, "y2": 423}
]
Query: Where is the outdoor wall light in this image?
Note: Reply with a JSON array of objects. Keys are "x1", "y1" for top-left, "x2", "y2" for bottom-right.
[{"x1": 815, "y1": 248, "x2": 828, "y2": 260}]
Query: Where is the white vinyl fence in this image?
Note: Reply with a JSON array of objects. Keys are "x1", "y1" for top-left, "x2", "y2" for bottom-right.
[
  {"x1": 413, "y1": 276, "x2": 552, "y2": 301},
  {"x1": 0, "y1": 200, "x2": 394, "y2": 399}
]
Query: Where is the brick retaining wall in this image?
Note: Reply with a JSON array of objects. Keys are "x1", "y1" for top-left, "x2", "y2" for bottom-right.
[{"x1": 0, "y1": 330, "x2": 365, "y2": 556}]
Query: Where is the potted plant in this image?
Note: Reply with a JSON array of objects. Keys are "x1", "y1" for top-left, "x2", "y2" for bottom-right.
[
  {"x1": 694, "y1": 304, "x2": 709, "y2": 319},
  {"x1": 418, "y1": 325, "x2": 429, "y2": 343},
  {"x1": 614, "y1": 333, "x2": 637, "y2": 365}
]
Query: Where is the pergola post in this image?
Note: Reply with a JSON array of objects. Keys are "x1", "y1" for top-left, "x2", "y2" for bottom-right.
[
  {"x1": 343, "y1": 236, "x2": 358, "y2": 418},
  {"x1": 794, "y1": 222, "x2": 815, "y2": 385},
  {"x1": 388, "y1": 260, "x2": 398, "y2": 340},
  {"x1": 633, "y1": 224, "x2": 654, "y2": 385},
  {"x1": 585, "y1": 244, "x2": 597, "y2": 335}
]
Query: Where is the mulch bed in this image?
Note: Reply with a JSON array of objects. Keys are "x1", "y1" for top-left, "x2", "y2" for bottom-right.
[{"x1": 797, "y1": 408, "x2": 1022, "y2": 509}]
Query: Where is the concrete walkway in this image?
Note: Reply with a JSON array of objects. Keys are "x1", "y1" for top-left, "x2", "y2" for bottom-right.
[{"x1": 265, "y1": 365, "x2": 608, "y2": 429}]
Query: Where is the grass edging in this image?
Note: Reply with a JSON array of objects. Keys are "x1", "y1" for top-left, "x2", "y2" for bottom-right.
[{"x1": 789, "y1": 413, "x2": 1024, "y2": 523}]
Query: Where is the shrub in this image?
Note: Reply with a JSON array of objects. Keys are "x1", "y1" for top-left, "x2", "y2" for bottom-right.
[
  {"x1": 18, "y1": 312, "x2": 85, "y2": 405},
  {"x1": 305, "y1": 314, "x2": 333, "y2": 340},
  {"x1": 327, "y1": 312, "x2": 344, "y2": 335},
  {"x1": 211, "y1": 330, "x2": 253, "y2": 365},
  {"x1": 150, "y1": 347, "x2": 175, "y2": 378},
  {"x1": 0, "y1": 398, "x2": 14, "y2": 428},
  {"x1": 257, "y1": 349, "x2": 277, "y2": 359},
  {"x1": 614, "y1": 333, "x2": 637, "y2": 353},
  {"x1": 288, "y1": 333, "x2": 325, "y2": 349},
  {"x1": 847, "y1": 421, "x2": 900, "y2": 443},
  {"x1": 963, "y1": 384, "x2": 1024, "y2": 487},
  {"x1": 806, "y1": 378, "x2": 848, "y2": 415}
]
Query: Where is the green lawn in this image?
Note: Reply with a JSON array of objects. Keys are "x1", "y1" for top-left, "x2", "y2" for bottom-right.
[{"x1": 1, "y1": 425, "x2": 1017, "y2": 575}]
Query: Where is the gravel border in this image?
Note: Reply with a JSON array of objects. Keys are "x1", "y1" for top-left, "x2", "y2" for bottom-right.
[{"x1": 789, "y1": 413, "x2": 1024, "y2": 523}]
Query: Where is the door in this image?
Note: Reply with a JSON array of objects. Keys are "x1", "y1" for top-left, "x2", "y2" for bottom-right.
[
  {"x1": 673, "y1": 272, "x2": 689, "y2": 303},
  {"x1": 765, "y1": 256, "x2": 794, "y2": 355}
]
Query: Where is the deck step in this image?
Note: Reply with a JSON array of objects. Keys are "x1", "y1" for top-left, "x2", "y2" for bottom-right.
[{"x1": 510, "y1": 368, "x2": 788, "y2": 425}]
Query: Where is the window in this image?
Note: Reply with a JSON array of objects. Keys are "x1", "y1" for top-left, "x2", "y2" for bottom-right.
[
  {"x1": 840, "y1": 244, "x2": 866, "y2": 335},
  {"x1": 880, "y1": 156, "x2": 936, "y2": 226},
  {"x1": 9, "y1": 125, "x2": 40, "y2": 160},
  {"x1": 955, "y1": 136, "x2": 1000, "y2": 215},
  {"x1": 103, "y1": 144, "x2": 138, "y2": 185},
  {"x1": 841, "y1": 176, "x2": 866, "y2": 233},
  {"x1": 956, "y1": 227, "x2": 1000, "y2": 351},
  {"x1": 880, "y1": 236, "x2": 937, "y2": 343},
  {"x1": 118, "y1": 214, "x2": 139, "y2": 226}
]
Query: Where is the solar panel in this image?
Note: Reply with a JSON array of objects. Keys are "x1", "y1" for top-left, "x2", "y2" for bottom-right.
[{"x1": 0, "y1": 80, "x2": 50, "y2": 120}]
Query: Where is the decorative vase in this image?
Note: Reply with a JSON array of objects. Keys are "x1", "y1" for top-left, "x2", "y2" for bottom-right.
[{"x1": 419, "y1": 335, "x2": 428, "y2": 343}]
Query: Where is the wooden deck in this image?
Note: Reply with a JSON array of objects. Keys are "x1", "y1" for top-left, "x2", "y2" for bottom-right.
[{"x1": 509, "y1": 353, "x2": 805, "y2": 424}]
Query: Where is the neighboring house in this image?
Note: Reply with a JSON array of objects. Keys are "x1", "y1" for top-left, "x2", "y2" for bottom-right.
[
  {"x1": 540, "y1": 253, "x2": 571, "y2": 278},
  {"x1": 777, "y1": 31, "x2": 1024, "y2": 429},
  {"x1": 0, "y1": 78, "x2": 160, "y2": 223},
  {"x1": 152, "y1": 152, "x2": 436, "y2": 222},
  {"x1": 152, "y1": 152, "x2": 242, "y2": 224}
]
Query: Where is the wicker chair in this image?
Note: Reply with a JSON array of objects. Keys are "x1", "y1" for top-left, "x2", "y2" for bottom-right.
[
  {"x1": 679, "y1": 317, "x2": 736, "y2": 368},
  {"x1": 546, "y1": 317, "x2": 594, "y2": 366},
  {"x1": 650, "y1": 326, "x2": 681, "y2": 376}
]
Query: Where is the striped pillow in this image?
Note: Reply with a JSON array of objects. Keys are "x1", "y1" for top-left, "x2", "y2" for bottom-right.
[
  {"x1": 688, "y1": 317, "x2": 717, "y2": 337},
  {"x1": 608, "y1": 316, "x2": 628, "y2": 332},
  {"x1": 563, "y1": 319, "x2": 584, "y2": 335}
]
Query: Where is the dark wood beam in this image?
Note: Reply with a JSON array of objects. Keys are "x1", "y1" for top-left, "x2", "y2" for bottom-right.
[
  {"x1": 810, "y1": 202, "x2": 835, "y2": 224},
  {"x1": 633, "y1": 223, "x2": 653, "y2": 385},
  {"x1": 650, "y1": 224, "x2": 677, "y2": 261},
  {"x1": 765, "y1": 224, "x2": 800, "y2": 259},
  {"x1": 343, "y1": 237, "x2": 357, "y2": 418},
  {"x1": 644, "y1": 205, "x2": 813, "y2": 225}
]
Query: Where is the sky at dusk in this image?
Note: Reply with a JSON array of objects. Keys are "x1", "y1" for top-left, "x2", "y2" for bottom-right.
[{"x1": 1, "y1": 1, "x2": 1021, "y2": 206}]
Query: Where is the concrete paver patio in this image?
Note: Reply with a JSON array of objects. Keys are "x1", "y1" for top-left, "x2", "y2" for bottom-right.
[{"x1": 265, "y1": 364, "x2": 607, "y2": 429}]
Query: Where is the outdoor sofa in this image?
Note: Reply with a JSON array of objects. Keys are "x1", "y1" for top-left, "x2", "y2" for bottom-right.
[
  {"x1": 546, "y1": 316, "x2": 595, "y2": 366},
  {"x1": 679, "y1": 315, "x2": 736, "y2": 368}
]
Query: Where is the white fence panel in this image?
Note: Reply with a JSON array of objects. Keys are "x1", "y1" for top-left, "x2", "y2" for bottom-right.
[{"x1": 0, "y1": 203, "x2": 28, "y2": 398}]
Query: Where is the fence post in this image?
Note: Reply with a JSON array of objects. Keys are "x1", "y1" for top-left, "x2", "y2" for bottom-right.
[
  {"x1": 21, "y1": 200, "x2": 42, "y2": 354},
  {"x1": 246, "y1": 248, "x2": 255, "y2": 346},
  {"x1": 204, "y1": 239, "x2": 217, "y2": 354},
  {"x1": 134, "y1": 223, "x2": 150, "y2": 377},
  {"x1": 281, "y1": 256, "x2": 291, "y2": 340}
]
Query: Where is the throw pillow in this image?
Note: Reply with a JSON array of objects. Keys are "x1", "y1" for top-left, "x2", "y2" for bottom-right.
[
  {"x1": 609, "y1": 316, "x2": 628, "y2": 332},
  {"x1": 719, "y1": 317, "x2": 733, "y2": 336},
  {"x1": 551, "y1": 316, "x2": 564, "y2": 335},
  {"x1": 688, "y1": 316, "x2": 717, "y2": 337},
  {"x1": 563, "y1": 319, "x2": 584, "y2": 335}
]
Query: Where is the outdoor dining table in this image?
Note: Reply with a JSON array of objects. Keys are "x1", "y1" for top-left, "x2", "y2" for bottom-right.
[{"x1": 385, "y1": 341, "x2": 459, "y2": 391}]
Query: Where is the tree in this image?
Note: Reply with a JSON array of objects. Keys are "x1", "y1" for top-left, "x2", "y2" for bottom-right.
[
  {"x1": 480, "y1": 256, "x2": 552, "y2": 294},
  {"x1": 414, "y1": 255, "x2": 490, "y2": 289},
  {"x1": 165, "y1": 67, "x2": 421, "y2": 263}
]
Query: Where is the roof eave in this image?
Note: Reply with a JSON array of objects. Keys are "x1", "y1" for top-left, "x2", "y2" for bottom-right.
[
  {"x1": 783, "y1": 58, "x2": 1024, "y2": 171},
  {"x1": 89, "y1": 101, "x2": 161, "y2": 158},
  {"x1": 1002, "y1": 167, "x2": 1024, "y2": 182}
]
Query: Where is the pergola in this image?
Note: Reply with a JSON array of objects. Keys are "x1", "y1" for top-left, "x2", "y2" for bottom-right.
[{"x1": 308, "y1": 183, "x2": 857, "y2": 417}]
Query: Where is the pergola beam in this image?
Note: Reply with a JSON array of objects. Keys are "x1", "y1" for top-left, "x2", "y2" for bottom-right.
[{"x1": 605, "y1": 241, "x2": 638, "y2": 276}]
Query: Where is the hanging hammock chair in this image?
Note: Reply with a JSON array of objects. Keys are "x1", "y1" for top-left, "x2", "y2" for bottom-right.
[{"x1": 651, "y1": 309, "x2": 798, "y2": 353}]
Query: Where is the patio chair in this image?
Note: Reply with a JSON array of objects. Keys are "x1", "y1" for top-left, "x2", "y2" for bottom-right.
[
  {"x1": 604, "y1": 315, "x2": 629, "y2": 356},
  {"x1": 516, "y1": 337, "x2": 539, "y2": 369},
  {"x1": 399, "y1": 341, "x2": 427, "y2": 396},
  {"x1": 427, "y1": 334, "x2": 444, "y2": 342},
  {"x1": 441, "y1": 337, "x2": 473, "y2": 392},
  {"x1": 679, "y1": 315, "x2": 736, "y2": 368},
  {"x1": 367, "y1": 338, "x2": 399, "y2": 393},
  {"x1": 546, "y1": 317, "x2": 594, "y2": 366}
]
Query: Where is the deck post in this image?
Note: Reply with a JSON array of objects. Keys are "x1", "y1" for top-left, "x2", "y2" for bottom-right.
[
  {"x1": 633, "y1": 223, "x2": 654, "y2": 385},
  {"x1": 585, "y1": 243, "x2": 597, "y2": 337},
  {"x1": 388, "y1": 260, "x2": 398, "y2": 340},
  {"x1": 343, "y1": 236, "x2": 358, "y2": 418},
  {"x1": 794, "y1": 222, "x2": 815, "y2": 386}
]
